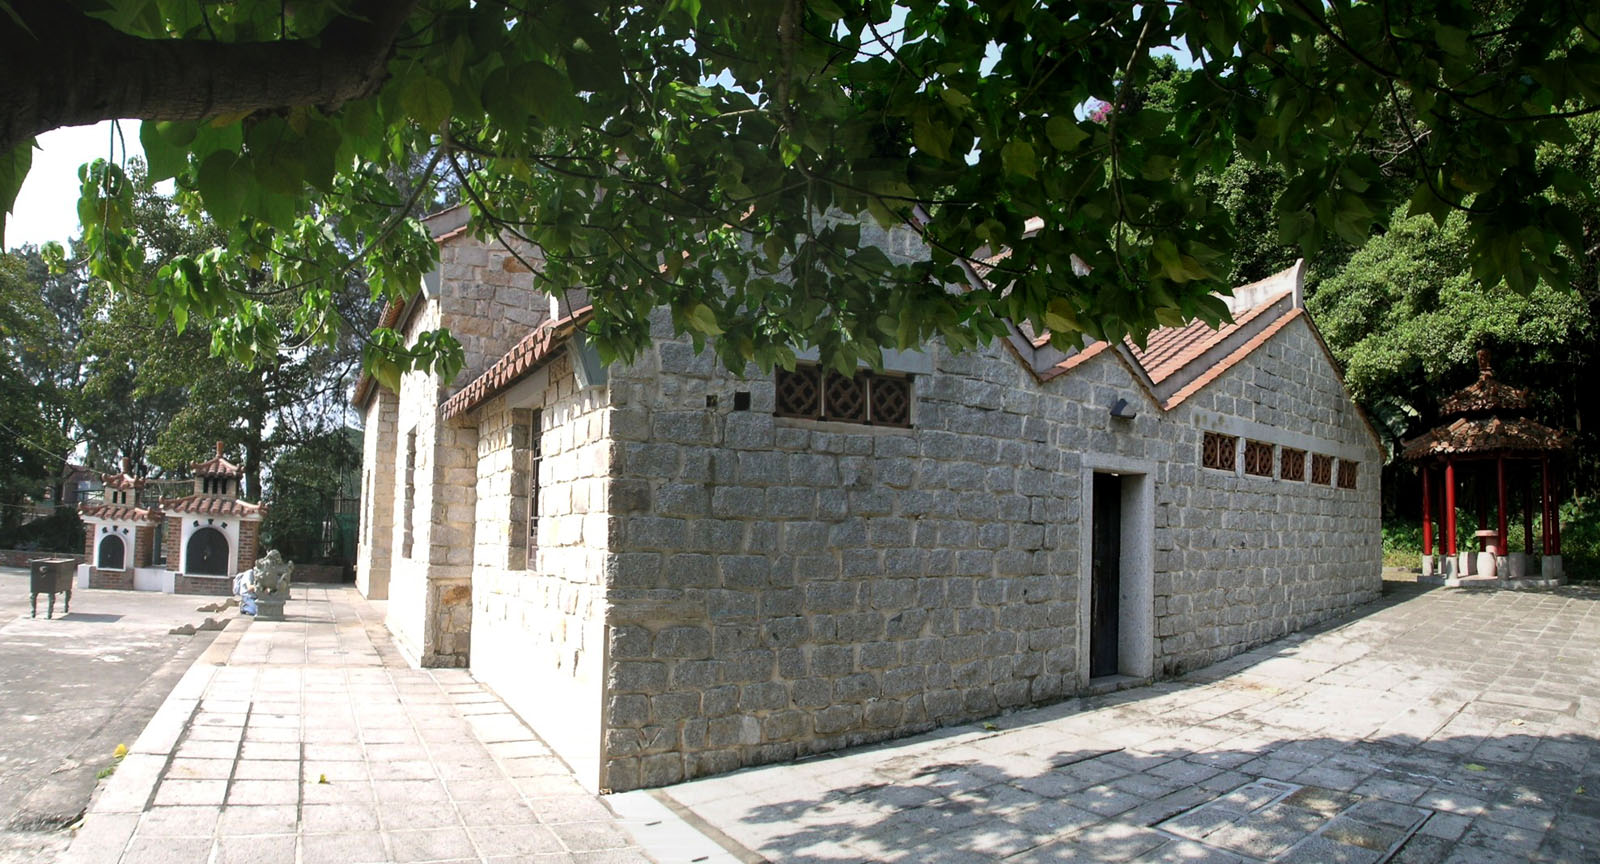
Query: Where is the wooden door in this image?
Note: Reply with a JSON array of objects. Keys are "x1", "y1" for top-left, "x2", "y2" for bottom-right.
[{"x1": 1090, "y1": 474, "x2": 1122, "y2": 678}]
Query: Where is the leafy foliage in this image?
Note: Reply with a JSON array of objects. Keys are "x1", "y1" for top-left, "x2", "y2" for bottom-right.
[
  {"x1": 261, "y1": 428, "x2": 361, "y2": 565},
  {"x1": 2, "y1": 0, "x2": 1596, "y2": 381},
  {"x1": 1308, "y1": 208, "x2": 1591, "y2": 450}
]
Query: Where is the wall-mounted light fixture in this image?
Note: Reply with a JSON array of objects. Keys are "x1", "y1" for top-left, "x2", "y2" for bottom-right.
[{"x1": 1110, "y1": 398, "x2": 1138, "y2": 421}]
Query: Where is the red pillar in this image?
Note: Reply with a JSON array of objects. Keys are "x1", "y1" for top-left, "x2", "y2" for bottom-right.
[
  {"x1": 1540, "y1": 454, "x2": 1552, "y2": 556},
  {"x1": 1496, "y1": 456, "x2": 1508, "y2": 554},
  {"x1": 1553, "y1": 470, "x2": 1562, "y2": 556},
  {"x1": 1444, "y1": 459, "x2": 1458, "y2": 557},
  {"x1": 1522, "y1": 471, "x2": 1534, "y2": 554},
  {"x1": 1421, "y1": 464, "x2": 1434, "y2": 556}
]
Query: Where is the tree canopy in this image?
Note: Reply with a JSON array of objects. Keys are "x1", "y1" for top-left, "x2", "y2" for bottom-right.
[{"x1": 3, "y1": 0, "x2": 1599, "y2": 382}]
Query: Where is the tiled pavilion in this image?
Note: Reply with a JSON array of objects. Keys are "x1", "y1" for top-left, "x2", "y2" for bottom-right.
[{"x1": 1402, "y1": 350, "x2": 1571, "y2": 585}]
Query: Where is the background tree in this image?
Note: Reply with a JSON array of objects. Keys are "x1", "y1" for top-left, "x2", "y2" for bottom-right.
[{"x1": 0, "y1": 251, "x2": 75, "y2": 536}]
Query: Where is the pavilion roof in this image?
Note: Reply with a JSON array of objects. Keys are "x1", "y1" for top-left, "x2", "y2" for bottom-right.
[
  {"x1": 191, "y1": 441, "x2": 242, "y2": 478},
  {"x1": 1401, "y1": 416, "x2": 1571, "y2": 461},
  {"x1": 1439, "y1": 349, "x2": 1532, "y2": 417}
]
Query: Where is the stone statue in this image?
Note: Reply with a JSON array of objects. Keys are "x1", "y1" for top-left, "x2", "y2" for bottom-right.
[{"x1": 238, "y1": 550, "x2": 293, "y2": 620}]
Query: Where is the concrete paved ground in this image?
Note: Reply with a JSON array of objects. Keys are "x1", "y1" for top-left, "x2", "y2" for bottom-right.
[
  {"x1": 60, "y1": 585, "x2": 653, "y2": 864},
  {"x1": 657, "y1": 582, "x2": 1600, "y2": 864},
  {"x1": 0, "y1": 566, "x2": 221, "y2": 864}
]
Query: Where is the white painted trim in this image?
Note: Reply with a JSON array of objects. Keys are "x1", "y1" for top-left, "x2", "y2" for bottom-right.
[
  {"x1": 173, "y1": 515, "x2": 241, "y2": 576},
  {"x1": 1076, "y1": 454, "x2": 1156, "y2": 689},
  {"x1": 95, "y1": 531, "x2": 129, "y2": 572}
]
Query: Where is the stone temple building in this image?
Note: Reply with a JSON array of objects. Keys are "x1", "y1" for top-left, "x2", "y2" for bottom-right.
[{"x1": 354, "y1": 207, "x2": 1383, "y2": 792}]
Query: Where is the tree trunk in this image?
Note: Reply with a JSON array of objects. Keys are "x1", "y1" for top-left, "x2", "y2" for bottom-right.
[{"x1": 1, "y1": 0, "x2": 421, "y2": 155}]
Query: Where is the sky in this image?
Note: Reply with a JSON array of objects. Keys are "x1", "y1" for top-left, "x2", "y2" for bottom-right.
[{"x1": 6, "y1": 121, "x2": 144, "y2": 252}]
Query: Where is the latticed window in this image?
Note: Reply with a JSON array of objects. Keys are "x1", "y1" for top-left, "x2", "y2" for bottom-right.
[
  {"x1": 1311, "y1": 453, "x2": 1333, "y2": 485},
  {"x1": 1244, "y1": 440, "x2": 1274, "y2": 477},
  {"x1": 774, "y1": 364, "x2": 912, "y2": 427},
  {"x1": 1337, "y1": 460, "x2": 1358, "y2": 490},
  {"x1": 1201, "y1": 432, "x2": 1238, "y2": 471},
  {"x1": 1280, "y1": 448, "x2": 1306, "y2": 481}
]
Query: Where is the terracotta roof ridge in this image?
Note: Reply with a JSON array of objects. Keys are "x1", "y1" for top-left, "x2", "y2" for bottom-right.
[
  {"x1": 1131, "y1": 289, "x2": 1293, "y2": 386},
  {"x1": 441, "y1": 306, "x2": 595, "y2": 419},
  {"x1": 1164, "y1": 308, "x2": 1304, "y2": 410}
]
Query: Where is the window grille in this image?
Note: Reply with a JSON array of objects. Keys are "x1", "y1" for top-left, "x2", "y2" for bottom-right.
[
  {"x1": 1244, "y1": 440, "x2": 1274, "y2": 477},
  {"x1": 1337, "y1": 460, "x2": 1358, "y2": 490},
  {"x1": 1280, "y1": 448, "x2": 1306, "y2": 481},
  {"x1": 774, "y1": 366, "x2": 821, "y2": 419},
  {"x1": 1201, "y1": 432, "x2": 1238, "y2": 471},
  {"x1": 774, "y1": 363, "x2": 912, "y2": 427},
  {"x1": 1311, "y1": 453, "x2": 1333, "y2": 485}
]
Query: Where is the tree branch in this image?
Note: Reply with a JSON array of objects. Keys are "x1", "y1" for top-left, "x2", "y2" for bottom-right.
[{"x1": 0, "y1": 0, "x2": 421, "y2": 154}]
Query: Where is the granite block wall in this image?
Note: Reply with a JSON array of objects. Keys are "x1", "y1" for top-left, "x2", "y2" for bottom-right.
[{"x1": 594, "y1": 311, "x2": 1381, "y2": 791}]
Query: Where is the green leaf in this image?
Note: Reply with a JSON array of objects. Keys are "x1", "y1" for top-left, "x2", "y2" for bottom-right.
[
  {"x1": 140, "y1": 122, "x2": 190, "y2": 181},
  {"x1": 0, "y1": 137, "x2": 35, "y2": 245},
  {"x1": 196, "y1": 151, "x2": 248, "y2": 225},
  {"x1": 1045, "y1": 116, "x2": 1088, "y2": 151},
  {"x1": 685, "y1": 303, "x2": 723, "y2": 335},
  {"x1": 401, "y1": 75, "x2": 453, "y2": 131},
  {"x1": 913, "y1": 111, "x2": 953, "y2": 161},
  {"x1": 1044, "y1": 298, "x2": 1079, "y2": 332},
  {"x1": 1001, "y1": 140, "x2": 1037, "y2": 178},
  {"x1": 1436, "y1": 25, "x2": 1469, "y2": 56}
]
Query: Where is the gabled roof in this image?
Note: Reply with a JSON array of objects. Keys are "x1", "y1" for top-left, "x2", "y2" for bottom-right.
[
  {"x1": 1126, "y1": 290, "x2": 1290, "y2": 385},
  {"x1": 441, "y1": 307, "x2": 593, "y2": 419},
  {"x1": 79, "y1": 502, "x2": 161, "y2": 522},
  {"x1": 160, "y1": 495, "x2": 266, "y2": 518}
]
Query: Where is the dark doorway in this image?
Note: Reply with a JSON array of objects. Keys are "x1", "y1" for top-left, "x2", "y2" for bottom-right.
[
  {"x1": 186, "y1": 527, "x2": 229, "y2": 576},
  {"x1": 1090, "y1": 473, "x2": 1122, "y2": 678},
  {"x1": 97, "y1": 535, "x2": 125, "y2": 570}
]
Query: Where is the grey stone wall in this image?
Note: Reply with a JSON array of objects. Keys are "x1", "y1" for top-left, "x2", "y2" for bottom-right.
[{"x1": 596, "y1": 312, "x2": 1381, "y2": 791}]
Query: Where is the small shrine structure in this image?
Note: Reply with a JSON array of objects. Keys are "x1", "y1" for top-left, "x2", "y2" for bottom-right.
[
  {"x1": 1402, "y1": 350, "x2": 1571, "y2": 585},
  {"x1": 159, "y1": 442, "x2": 267, "y2": 595},
  {"x1": 78, "y1": 459, "x2": 163, "y2": 590},
  {"x1": 75, "y1": 442, "x2": 267, "y2": 595}
]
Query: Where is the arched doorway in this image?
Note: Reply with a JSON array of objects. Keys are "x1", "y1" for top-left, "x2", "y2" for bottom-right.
[
  {"x1": 185, "y1": 527, "x2": 229, "y2": 575},
  {"x1": 97, "y1": 534, "x2": 125, "y2": 570}
]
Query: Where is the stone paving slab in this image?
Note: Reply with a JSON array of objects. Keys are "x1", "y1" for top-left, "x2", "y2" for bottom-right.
[
  {"x1": 660, "y1": 582, "x2": 1600, "y2": 863},
  {"x1": 57, "y1": 586, "x2": 657, "y2": 864}
]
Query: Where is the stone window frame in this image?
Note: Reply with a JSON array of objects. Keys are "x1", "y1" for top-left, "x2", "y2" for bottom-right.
[
  {"x1": 402, "y1": 428, "x2": 417, "y2": 559},
  {"x1": 508, "y1": 407, "x2": 543, "y2": 570},
  {"x1": 1310, "y1": 453, "x2": 1333, "y2": 486},
  {"x1": 774, "y1": 363, "x2": 913, "y2": 428},
  {"x1": 1337, "y1": 459, "x2": 1359, "y2": 490},
  {"x1": 1243, "y1": 439, "x2": 1275, "y2": 477},
  {"x1": 1200, "y1": 431, "x2": 1238, "y2": 472},
  {"x1": 1280, "y1": 447, "x2": 1307, "y2": 482}
]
